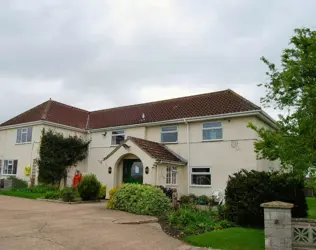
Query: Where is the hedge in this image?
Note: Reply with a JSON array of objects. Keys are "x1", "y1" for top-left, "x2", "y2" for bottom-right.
[
  {"x1": 225, "y1": 169, "x2": 307, "y2": 227},
  {"x1": 109, "y1": 184, "x2": 172, "y2": 216}
]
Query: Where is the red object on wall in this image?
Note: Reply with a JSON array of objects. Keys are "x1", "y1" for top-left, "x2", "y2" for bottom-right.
[{"x1": 72, "y1": 172, "x2": 82, "y2": 187}]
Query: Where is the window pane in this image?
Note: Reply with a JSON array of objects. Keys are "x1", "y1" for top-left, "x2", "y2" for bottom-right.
[
  {"x1": 192, "y1": 168, "x2": 210, "y2": 173},
  {"x1": 161, "y1": 126, "x2": 177, "y2": 132},
  {"x1": 16, "y1": 129, "x2": 21, "y2": 143},
  {"x1": 21, "y1": 132, "x2": 27, "y2": 143},
  {"x1": 191, "y1": 174, "x2": 211, "y2": 185},
  {"x1": 112, "y1": 130, "x2": 124, "y2": 135},
  {"x1": 3, "y1": 160, "x2": 8, "y2": 174},
  {"x1": 7, "y1": 162, "x2": 13, "y2": 174},
  {"x1": 27, "y1": 127, "x2": 32, "y2": 142},
  {"x1": 112, "y1": 135, "x2": 125, "y2": 145},
  {"x1": 161, "y1": 132, "x2": 178, "y2": 143},
  {"x1": 203, "y1": 122, "x2": 222, "y2": 128},
  {"x1": 13, "y1": 160, "x2": 18, "y2": 175},
  {"x1": 203, "y1": 128, "x2": 222, "y2": 140}
]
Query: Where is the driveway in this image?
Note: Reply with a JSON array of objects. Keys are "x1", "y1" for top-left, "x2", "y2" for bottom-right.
[{"x1": 0, "y1": 196, "x2": 199, "y2": 250}]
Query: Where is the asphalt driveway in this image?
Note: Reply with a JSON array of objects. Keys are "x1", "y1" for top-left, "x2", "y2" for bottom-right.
[{"x1": 0, "y1": 196, "x2": 198, "y2": 250}]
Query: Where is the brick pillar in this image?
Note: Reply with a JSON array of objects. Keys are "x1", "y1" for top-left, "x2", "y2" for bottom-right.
[{"x1": 261, "y1": 201, "x2": 293, "y2": 250}]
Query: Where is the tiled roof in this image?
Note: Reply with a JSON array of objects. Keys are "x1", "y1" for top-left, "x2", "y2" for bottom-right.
[
  {"x1": 1, "y1": 100, "x2": 89, "y2": 129},
  {"x1": 104, "y1": 136, "x2": 186, "y2": 164},
  {"x1": 0, "y1": 89, "x2": 261, "y2": 129},
  {"x1": 88, "y1": 89, "x2": 260, "y2": 129}
]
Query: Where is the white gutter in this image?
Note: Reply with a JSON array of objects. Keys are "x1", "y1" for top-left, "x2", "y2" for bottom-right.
[{"x1": 184, "y1": 118, "x2": 190, "y2": 195}]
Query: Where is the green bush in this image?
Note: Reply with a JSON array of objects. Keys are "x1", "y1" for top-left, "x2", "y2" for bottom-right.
[
  {"x1": 167, "y1": 206, "x2": 232, "y2": 235},
  {"x1": 225, "y1": 169, "x2": 308, "y2": 227},
  {"x1": 78, "y1": 174, "x2": 101, "y2": 201},
  {"x1": 107, "y1": 186, "x2": 119, "y2": 209},
  {"x1": 7, "y1": 176, "x2": 28, "y2": 189},
  {"x1": 61, "y1": 187, "x2": 76, "y2": 202},
  {"x1": 180, "y1": 194, "x2": 198, "y2": 205},
  {"x1": 110, "y1": 184, "x2": 172, "y2": 216},
  {"x1": 44, "y1": 191, "x2": 61, "y2": 199},
  {"x1": 99, "y1": 185, "x2": 107, "y2": 199}
]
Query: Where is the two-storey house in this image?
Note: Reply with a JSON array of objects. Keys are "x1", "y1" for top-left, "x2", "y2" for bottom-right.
[{"x1": 0, "y1": 89, "x2": 278, "y2": 197}]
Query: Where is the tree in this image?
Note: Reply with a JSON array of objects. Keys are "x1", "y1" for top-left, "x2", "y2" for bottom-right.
[
  {"x1": 249, "y1": 28, "x2": 316, "y2": 174},
  {"x1": 38, "y1": 129, "x2": 90, "y2": 186}
]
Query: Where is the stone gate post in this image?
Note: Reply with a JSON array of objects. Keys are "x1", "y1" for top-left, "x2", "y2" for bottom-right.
[{"x1": 261, "y1": 201, "x2": 294, "y2": 250}]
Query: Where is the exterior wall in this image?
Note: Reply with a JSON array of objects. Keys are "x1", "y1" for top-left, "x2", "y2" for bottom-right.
[
  {"x1": 0, "y1": 114, "x2": 279, "y2": 198},
  {"x1": 0, "y1": 125, "x2": 44, "y2": 182},
  {"x1": 0, "y1": 124, "x2": 88, "y2": 186},
  {"x1": 89, "y1": 116, "x2": 277, "y2": 197}
]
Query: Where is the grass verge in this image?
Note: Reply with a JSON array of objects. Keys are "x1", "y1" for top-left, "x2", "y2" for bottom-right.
[
  {"x1": 184, "y1": 227, "x2": 264, "y2": 250},
  {"x1": 307, "y1": 197, "x2": 316, "y2": 219},
  {"x1": 0, "y1": 190, "x2": 44, "y2": 199}
]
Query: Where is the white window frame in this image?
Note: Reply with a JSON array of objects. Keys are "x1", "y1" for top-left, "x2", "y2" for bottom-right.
[
  {"x1": 111, "y1": 130, "x2": 125, "y2": 146},
  {"x1": 16, "y1": 127, "x2": 32, "y2": 144},
  {"x1": 2, "y1": 160, "x2": 18, "y2": 176},
  {"x1": 161, "y1": 125, "x2": 178, "y2": 143},
  {"x1": 190, "y1": 166, "x2": 211, "y2": 187},
  {"x1": 202, "y1": 122, "x2": 223, "y2": 141},
  {"x1": 166, "y1": 166, "x2": 177, "y2": 185}
]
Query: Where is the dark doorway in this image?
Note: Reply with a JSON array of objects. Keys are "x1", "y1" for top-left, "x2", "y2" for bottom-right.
[{"x1": 123, "y1": 159, "x2": 143, "y2": 184}]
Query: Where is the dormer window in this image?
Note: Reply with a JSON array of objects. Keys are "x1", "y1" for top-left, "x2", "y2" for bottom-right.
[{"x1": 16, "y1": 127, "x2": 32, "y2": 144}]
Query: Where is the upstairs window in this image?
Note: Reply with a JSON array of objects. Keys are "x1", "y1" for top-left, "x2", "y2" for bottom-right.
[
  {"x1": 2, "y1": 160, "x2": 18, "y2": 175},
  {"x1": 111, "y1": 130, "x2": 125, "y2": 146},
  {"x1": 202, "y1": 122, "x2": 222, "y2": 141},
  {"x1": 16, "y1": 127, "x2": 32, "y2": 144},
  {"x1": 161, "y1": 126, "x2": 178, "y2": 143},
  {"x1": 166, "y1": 166, "x2": 177, "y2": 185}
]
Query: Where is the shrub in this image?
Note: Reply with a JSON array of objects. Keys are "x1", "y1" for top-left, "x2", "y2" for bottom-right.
[
  {"x1": 197, "y1": 195, "x2": 209, "y2": 205},
  {"x1": 7, "y1": 176, "x2": 28, "y2": 189},
  {"x1": 61, "y1": 187, "x2": 76, "y2": 202},
  {"x1": 110, "y1": 184, "x2": 172, "y2": 216},
  {"x1": 156, "y1": 185, "x2": 175, "y2": 199},
  {"x1": 99, "y1": 185, "x2": 107, "y2": 199},
  {"x1": 180, "y1": 194, "x2": 199, "y2": 205},
  {"x1": 44, "y1": 191, "x2": 61, "y2": 199},
  {"x1": 78, "y1": 174, "x2": 101, "y2": 201},
  {"x1": 107, "y1": 186, "x2": 119, "y2": 209},
  {"x1": 167, "y1": 206, "x2": 232, "y2": 234},
  {"x1": 225, "y1": 169, "x2": 308, "y2": 227}
]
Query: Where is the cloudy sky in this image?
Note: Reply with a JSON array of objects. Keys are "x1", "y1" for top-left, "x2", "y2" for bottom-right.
[{"x1": 0, "y1": 0, "x2": 315, "y2": 123}]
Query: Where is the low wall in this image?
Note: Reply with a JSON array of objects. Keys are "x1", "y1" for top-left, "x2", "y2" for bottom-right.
[{"x1": 262, "y1": 201, "x2": 316, "y2": 250}]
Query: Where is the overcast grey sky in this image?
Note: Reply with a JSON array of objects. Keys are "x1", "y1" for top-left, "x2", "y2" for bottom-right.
[{"x1": 0, "y1": 0, "x2": 315, "y2": 123}]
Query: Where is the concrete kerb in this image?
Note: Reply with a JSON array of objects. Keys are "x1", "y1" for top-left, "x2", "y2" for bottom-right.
[{"x1": 36, "y1": 198, "x2": 106, "y2": 204}]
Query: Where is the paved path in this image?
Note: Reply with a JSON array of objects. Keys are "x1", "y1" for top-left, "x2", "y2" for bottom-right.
[{"x1": 0, "y1": 196, "x2": 205, "y2": 250}]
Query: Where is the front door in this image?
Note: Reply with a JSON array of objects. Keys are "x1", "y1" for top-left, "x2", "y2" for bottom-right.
[{"x1": 123, "y1": 159, "x2": 143, "y2": 184}]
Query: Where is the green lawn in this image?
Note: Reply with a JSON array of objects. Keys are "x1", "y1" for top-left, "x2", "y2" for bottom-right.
[
  {"x1": 184, "y1": 227, "x2": 264, "y2": 250},
  {"x1": 307, "y1": 197, "x2": 316, "y2": 219},
  {"x1": 0, "y1": 190, "x2": 44, "y2": 199}
]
